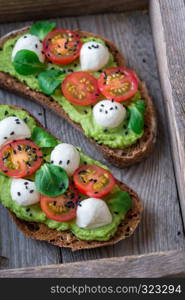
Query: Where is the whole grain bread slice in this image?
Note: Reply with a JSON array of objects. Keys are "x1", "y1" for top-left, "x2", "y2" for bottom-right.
[
  {"x1": 1, "y1": 104, "x2": 143, "y2": 251},
  {"x1": 0, "y1": 27, "x2": 157, "y2": 168}
]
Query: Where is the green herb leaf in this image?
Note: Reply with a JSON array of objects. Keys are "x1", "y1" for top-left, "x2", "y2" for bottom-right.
[
  {"x1": 128, "y1": 100, "x2": 145, "y2": 134},
  {"x1": 29, "y1": 21, "x2": 56, "y2": 40},
  {"x1": 35, "y1": 163, "x2": 69, "y2": 197},
  {"x1": 38, "y1": 69, "x2": 66, "y2": 95},
  {"x1": 31, "y1": 126, "x2": 59, "y2": 148},
  {"x1": 13, "y1": 49, "x2": 45, "y2": 75},
  {"x1": 108, "y1": 191, "x2": 132, "y2": 214}
]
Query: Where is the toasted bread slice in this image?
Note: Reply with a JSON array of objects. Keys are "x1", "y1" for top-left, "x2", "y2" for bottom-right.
[
  {"x1": 1, "y1": 105, "x2": 143, "y2": 250},
  {"x1": 0, "y1": 27, "x2": 157, "y2": 168}
]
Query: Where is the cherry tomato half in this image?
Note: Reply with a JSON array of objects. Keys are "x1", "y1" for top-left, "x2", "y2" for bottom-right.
[
  {"x1": 40, "y1": 184, "x2": 80, "y2": 222},
  {"x1": 98, "y1": 67, "x2": 138, "y2": 102},
  {"x1": 0, "y1": 139, "x2": 43, "y2": 178},
  {"x1": 43, "y1": 29, "x2": 82, "y2": 65},
  {"x1": 62, "y1": 71, "x2": 100, "y2": 106},
  {"x1": 73, "y1": 164, "x2": 116, "y2": 198}
]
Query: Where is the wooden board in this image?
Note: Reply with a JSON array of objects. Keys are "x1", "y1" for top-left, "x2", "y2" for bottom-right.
[
  {"x1": 150, "y1": 0, "x2": 185, "y2": 229},
  {"x1": 0, "y1": 250, "x2": 185, "y2": 278},
  {"x1": 0, "y1": 0, "x2": 148, "y2": 23},
  {"x1": 0, "y1": 9, "x2": 185, "y2": 273}
]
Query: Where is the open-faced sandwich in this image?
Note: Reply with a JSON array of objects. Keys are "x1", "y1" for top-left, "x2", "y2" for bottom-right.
[
  {"x1": 0, "y1": 104, "x2": 142, "y2": 250},
  {"x1": 0, "y1": 21, "x2": 157, "y2": 168}
]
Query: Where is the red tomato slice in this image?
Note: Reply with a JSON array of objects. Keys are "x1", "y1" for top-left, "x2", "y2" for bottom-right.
[
  {"x1": 40, "y1": 184, "x2": 80, "y2": 222},
  {"x1": 98, "y1": 67, "x2": 138, "y2": 102},
  {"x1": 73, "y1": 164, "x2": 116, "y2": 198},
  {"x1": 43, "y1": 29, "x2": 82, "y2": 65},
  {"x1": 0, "y1": 139, "x2": 43, "y2": 178},
  {"x1": 62, "y1": 71, "x2": 100, "y2": 106}
]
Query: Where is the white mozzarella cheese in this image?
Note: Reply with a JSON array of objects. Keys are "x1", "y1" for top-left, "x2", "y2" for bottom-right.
[
  {"x1": 10, "y1": 178, "x2": 40, "y2": 207},
  {"x1": 50, "y1": 143, "x2": 80, "y2": 176},
  {"x1": 80, "y1": 41, "x2": 109, "y2": 71},
  {"x1": 0, "y1": 117, "x2": 31, "y2": 147},
  {"x1": 93, "y1": 100, "x2": 126, "y2": 128},
  {"x1": 76, "y1": 198, "x2": 112, "y2": 229},
  {"x1": 12, "y1": 34, "x2": 45, "y2": 63}
]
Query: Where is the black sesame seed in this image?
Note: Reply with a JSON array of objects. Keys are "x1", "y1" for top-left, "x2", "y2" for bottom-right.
[
  {"x1": 13, "y1": 150, "x2": 16, "y2": 154},
  {"x1": 35, "y1": 44, "x2": 38, "y2": 48},
  {"x1": 94, "y1": 191, "x2": 99, "y2": 194},
  {"x1": 105, "y1": 110, "x2": 108, "y2": 114},
  {"x1": 4, "y1": 137, "x2": 7, "y2": 140},
  {"x1": 84, "y1": 161, "x2": 87, "y2": 165},
  {"x1": 23, "y1": 35, "x2": 27, "y2": 38},
  {"x1": 125, "y1": 131, "x2": 128, "y2": 135},
  {"x1": 110, "y1": 107, "x2": 114, "y2": 111},
  {"x1": 4, "y1": 111, "x2": 8, "y2": 116},
  {"x1": 10, "y1": 131, "x2": 14, "y2": 135},
  {"x1": 84, "y1": 110, "x2": 88, "y2": 114},
  {"x1": 59, "y1": 183, "x2": 65, "y2": 190},
  {"x1": 29, "y1": 213, "x2": 33, "y2": 217},
  {"x1": 24, "y1": 182, "x2": 29, "y2": 185},
  {"x1": 17, "y1": 145, "x2": 22, "y2": 151},
  {"x1": 51, "y1": 160, "x2": 54, "y2": 164},
  {"x1": 26, "y1": 208, "x2": 30, "y2": 212},
  {"x1": 38, "y1": 112, "x2": 42, "y2": 116},
  {"x1": 67, "y1": 160, "x2": 70, "y2": 165},
  {"x1": 99, "y1": 109, "x2": 103, "y2": 112},
  {"x1": 103, "y1": 128, "x2": 108, "y2": 133},
  {"x1": 100, "y1": 104, "x2": 104, "y2": 107},
  {"x1": 126, "y1": 227, "x2": 130, "y2": 232},
  {"x1": 23, "y1": 117, "x2": 28, "y2": 123},
  {"x1": 3, "y1": 170, "x2": 8, "y2": 173},
  {"x1": 115, "y1": 106, "x2": 118, "y2": 110},
  {"x1": 17, "y1": 192, "x2": 21, "y2": 196},
  {"x1": 88, "y1": 46, "x2": 92, "y2": 49},
  {"x1": 59, "y1": 160, "x2": 62, "y2": 165},
  {"x1": 111, "y1": 99, "x2": 114, "y2": 102},
  {"x1": 114, "y1": 211, "x2": 119, "y2": 215},
  {"x1": 30, "y1": 190, "x2": 34, "y2": 193}
]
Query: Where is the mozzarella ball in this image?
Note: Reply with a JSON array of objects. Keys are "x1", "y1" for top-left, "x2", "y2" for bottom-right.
[
  {"x1": 80, "y1": 41, "x2": 109, "y2": 71},
  {"x1": 76, "y1": 198, "x2": 112, "y2": 229},
  {"x1": 0, "y1": 117, "x2": 31, "y2": 147},
  {"x1": 11, "y1": 179, "x2": 40, "y2": 207},
  {"x1": 93, "y1": 100, "x2": 126, "y2": 128},
  {"x1": 50, "y1": 143, "x2": 80, "y2": 176},
  {"x1": 12, "y1": 34, "x2": 45, "y2": 63}
]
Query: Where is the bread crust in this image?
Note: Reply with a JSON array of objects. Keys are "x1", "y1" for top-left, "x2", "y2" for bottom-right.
[
  {"x1": 0, "y1": 27, "x2": 157, "y2": 168},
  {"x1": 1, "y1": 104, "x2": 143, "y2": 250}
]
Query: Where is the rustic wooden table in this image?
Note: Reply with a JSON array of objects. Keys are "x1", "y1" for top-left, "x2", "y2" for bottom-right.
[{"x1": 0, "y1": 0, "x2": 185, "y2": 277}]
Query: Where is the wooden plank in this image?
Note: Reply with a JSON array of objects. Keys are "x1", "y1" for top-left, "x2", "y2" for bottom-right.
[
  {"x1": 0, "y1": 10, "x2": 185, "y2": 269},
  {"x1": 150, "y1": 0, "x2": 185, "y2": 228},
  {"x1": 0, "y1": 250, "x2": 185, "y2": 278},
  {"x1": 0, "y1": 0, "x2": 149, "y2": 23}
]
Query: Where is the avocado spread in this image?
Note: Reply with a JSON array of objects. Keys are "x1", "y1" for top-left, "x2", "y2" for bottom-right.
[
  {"x1": 0, "y1": 105, "x2": 132, "y2": 241},
  {"x1": 0, "y1": 34, "x2": 144, "y2": 148}
]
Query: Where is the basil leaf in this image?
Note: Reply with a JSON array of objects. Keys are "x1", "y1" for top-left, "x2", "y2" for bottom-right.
[
  {"x1": 35, "y1": 163, "x2": 69, "y2": 197},
  {"x1": 13, "y1": 49, "x2": 44, "y2": 75},
  {"x1": 38, "y1": 70, "x2": 66, "y2": 95},
  {"x1": 29, "y1": 21, "x2": 56, "y2": 41},
  {"x1": 31, "y1": 126, "x2": 58, "y2": 148},
  {"x1": 109, "y1": 191, "x2": 132, "y2": 214},
  {"x1": 128, "y1": 100, "x2": 145, "y2": 134}
]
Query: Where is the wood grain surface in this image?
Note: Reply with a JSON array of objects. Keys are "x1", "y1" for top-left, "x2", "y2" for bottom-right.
[
  {"x1": 150, "y1": 0, "x2": 185, "y2": 228},
  {"x1": 0, "y1": 0, "x2": 148, "y2": 23},
  {"x1": 0, "y1": 10, "x2": 185, "y2": 271},
  {"x1": 0, "y1": 250, "x2": 185, "y2": 278}
]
